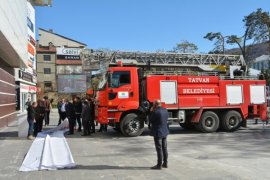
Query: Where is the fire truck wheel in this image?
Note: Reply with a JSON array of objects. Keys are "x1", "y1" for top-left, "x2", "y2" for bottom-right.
[
  {"x1": 196, "y1": 111, "x2": 219, "y2": 133},
  {"x1": 221, "y1": 110, "x2": 242, "y2": 132},
  {"x1": 120, "y1": 113, "x2": 144, "y2": 137}
]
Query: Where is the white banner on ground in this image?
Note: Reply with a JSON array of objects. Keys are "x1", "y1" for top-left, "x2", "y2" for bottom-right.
[{"x1": 19, "y1": 119, "x2": 76, "y2": 171}]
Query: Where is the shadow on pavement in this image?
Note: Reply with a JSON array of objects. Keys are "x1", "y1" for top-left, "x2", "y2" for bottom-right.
[
  {"x1": 0, "y1": 131, "x2": 18, "y2": 139},
  {"x1": 63, "y1": 126, "x2": 203, "y2": 139},
  {"x1": 0, "y1": 131, "x2": 18, "y2": 137},
  {"x1": 68, "y1": 164, "x2": 151, "y2": 170}
]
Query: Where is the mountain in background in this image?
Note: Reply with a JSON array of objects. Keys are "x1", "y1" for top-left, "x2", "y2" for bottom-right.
[{"x1": 226, "y1": 41, "x2": 270, "y2": 64}]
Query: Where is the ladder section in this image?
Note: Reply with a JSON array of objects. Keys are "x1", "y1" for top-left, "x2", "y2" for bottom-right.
[
  {"x1": 110, "y1": 51, "x2": 246, "y2": 67},
  {"x1": 81, "y1": 49, "x2": 246, "y2": 72}
]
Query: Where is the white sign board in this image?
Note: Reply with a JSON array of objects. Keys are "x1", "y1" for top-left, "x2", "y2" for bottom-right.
[
  {"x1": 57, "y1": 47, "x2": 81, "y2": 55},
  {"x1": 160, "y1": 81, "x2": 177, "y2": 104},
  {"x1": 118, "y1": 92, "x2": 129, "y2": 99},
  {"x1": 226, "y1": 85, "x2": 243, "y2": 105},
  {"x1": 250, "y1": 85, "x2": 266, "y2": 104}
]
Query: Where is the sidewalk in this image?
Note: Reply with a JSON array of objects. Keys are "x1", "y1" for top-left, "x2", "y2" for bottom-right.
[{"x1": 1, "y1": 110, "x2": 270, "y2": 179}]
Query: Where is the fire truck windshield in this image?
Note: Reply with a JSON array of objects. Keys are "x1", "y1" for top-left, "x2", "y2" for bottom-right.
[{"x1": 108, "y1": 71, "x2": 131, "y2": 88}]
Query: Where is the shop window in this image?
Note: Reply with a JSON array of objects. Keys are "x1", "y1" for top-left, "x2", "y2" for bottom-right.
[
  {"x1": 43, "y1": 55, "x2": 51, "y2": 61},
  {"x1": 65, "y1": 66, "x2": 73, "y2": 74},
  {"x1": 74, "y1": 66, "x2": 82, "y2": 74},
  {"x1": 44, "y1": 68, "x2": 51, "y2": 74},
  {"x1": 57, "y1": 66, "x2": 65, "y2": 74}
]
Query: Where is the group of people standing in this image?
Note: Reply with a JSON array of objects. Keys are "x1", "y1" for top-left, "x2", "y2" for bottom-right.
[
  {"x1": 26, "y1": 96, "x2": 52, "y2": 140},
  {"x1": 57, "y1": 97, "x2": 96, "y2": 136},
  {"x1": 26, "y1": 95, "x2": 169, "y2": 170}
]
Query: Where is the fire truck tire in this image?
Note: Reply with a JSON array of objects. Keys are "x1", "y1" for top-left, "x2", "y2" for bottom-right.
[
  {"x1": 120, "y1": 113, "x2": 144, "y2": 137},
  {"x1": 221, "y1": 110, "x2": 242, "y2": 132},
  {"x1": 196, "y1": 111, "x2": 219, "y2": 133}
]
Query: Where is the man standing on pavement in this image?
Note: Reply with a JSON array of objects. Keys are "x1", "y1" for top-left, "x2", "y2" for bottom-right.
[
  {"x1": 65, "y1": 99, "x2": 76, "y2": 135},
  {"x1": 58, "y1": 98, "x2": 67, "y2": 125},
  {"x1": 44, "y1": 96, "x2": 51, "y2": 126},
  {"x1": 33, "y1": 99, "x2": 45, "y2": 136},
  {"x1": 89, "y1": 97, "x2": 95, "y2": 133},
  {"x1": 73, "y1": 97, "x2": 82, "y2": 132},
  {"x1": 81, "y1": 99, "x2": 91, "y2": 136},
  {"x1": 27, "y1": 102, "x2": 37, "y2": 140},
  {"x1": 149, "y1": 99, "x2": 169, "y2": 170}
]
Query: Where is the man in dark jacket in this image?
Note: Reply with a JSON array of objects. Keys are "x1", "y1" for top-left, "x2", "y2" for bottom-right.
[
  {"x1": 73, "y1": 97, "x2": 82, "y2": 132},
  {"x1": 33, "y1": 99, "x2": 45, "y2": 136},
  {"x1": 89, "y1": 97, "x2": 95, "y2": 133},
  {"x1": 65, "y1": 99, "x2": 76, "y2": 135},
  {"x1": 44, "y1": 96, "x2": 51, "y2": 126},
  {"x1": 27, "y1": 102, "x2": 37, "y2": 140},
  {"x1": 149, "y1": 100, "x2": 169, "y2": 170},
  {"x1": 81, "y1": 100, "x2": 91, "y2": 136}
]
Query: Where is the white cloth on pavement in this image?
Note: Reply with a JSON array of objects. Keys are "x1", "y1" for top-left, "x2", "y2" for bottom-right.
[{"x1": 19, "y1": 119, "x2": 76, "y2": 171}]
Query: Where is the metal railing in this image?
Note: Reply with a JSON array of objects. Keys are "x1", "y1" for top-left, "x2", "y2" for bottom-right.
[{"x1": 145, "y1": 70, "x2": 259, "y2": 80}]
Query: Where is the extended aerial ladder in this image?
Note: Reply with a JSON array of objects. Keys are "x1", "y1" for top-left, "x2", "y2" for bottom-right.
[{"x1": 81, "y1": 49, "x2": 246, "y2": 76}]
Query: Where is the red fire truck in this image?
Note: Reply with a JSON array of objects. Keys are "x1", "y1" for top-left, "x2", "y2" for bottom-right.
[{"x1": 82, "y1": 51, "x2": 269, "y2": 137}]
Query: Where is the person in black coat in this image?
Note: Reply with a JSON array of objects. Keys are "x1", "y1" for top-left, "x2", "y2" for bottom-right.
[
  {"x1": 33, "y1": 99, "x2": 45, "y2": 136},
  {"x1": 89, "y1": 97, "x2": 96, "y2": 133},
  {"x1": 81, "y1": 100, "x2": 91, "y2": 136},
  {"x1": 44, "y1": 96, "x2": 51, "y2": 126},
  {"x1": 65, "y1": 99, "x2": 76, "y2": 135},
  {"x1": 149, "y1": 100, "x2": 169, "y2": 170},
  {"x1": 27, "y1": 102, "x2": 37, "y2": 140},
  {"x1": 73, "y1": 97, "x2": 82, "y2": 132}
]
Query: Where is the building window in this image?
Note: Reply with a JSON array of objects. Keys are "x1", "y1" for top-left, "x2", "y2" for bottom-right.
[
  {"x1": 44, "y1": 68, "x2": 51, "y2": 74},
  {"x1": 43, "y1": 55, "x2": 51, "y2": 61},
  {"x1": 74, "y1": 66, "x2": 82, "y2": 74},
  {"x1": 57, "y1": 66, "x2": 65, "y2": 74},
  {"x1": 44, "y1": 81, "x2": 52, "y2": 92}
]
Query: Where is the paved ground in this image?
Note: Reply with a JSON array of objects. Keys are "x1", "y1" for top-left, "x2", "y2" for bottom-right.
[{"x1": 0, "y1": 110, "x2": 270, "y2": 180}]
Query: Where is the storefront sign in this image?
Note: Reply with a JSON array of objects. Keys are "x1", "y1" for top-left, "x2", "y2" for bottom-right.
[
  {"x1": 19, "y1": 70, "x2": 33, "y2": 83},
  {"x1": 56, "y1": 47, "x2": 81, "y2": 60},
  {"x1": 26, "y1": 2, "x2": 36, "y2": 75},
  {"x1": 28, "y1": 43, "x2": 35, "y2": 56},
  {"x1": 20, "y1": 84, "x2": 37, "y2": 93}
]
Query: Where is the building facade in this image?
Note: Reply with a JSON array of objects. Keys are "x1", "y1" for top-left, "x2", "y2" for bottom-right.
[
  {"x1": 14, "y1": 1, "x2": 38, "y2": 112},
  {"x1": 252, "y1": 55, "x2": 270, "y2": 71},
  {"x1": 36, "y1": 45, "x2": 57, "y2": 100},
  {"x1": 0, "y1": 0, "x2": 30, "y2": 127},
  {"x1": 36, "y1": 29, "x2": 87, "y2": 103},
  {"x1": 0, "y1": 0, "x2": 51, "y2": 128}
]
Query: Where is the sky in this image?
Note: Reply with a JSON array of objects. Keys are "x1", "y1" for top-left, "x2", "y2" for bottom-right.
[{"x1": 35, "y1": 0, "x2": 270, "y2": 53}]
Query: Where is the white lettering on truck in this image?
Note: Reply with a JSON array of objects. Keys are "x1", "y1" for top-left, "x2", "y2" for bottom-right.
[
  {"x1": 188, "y1": 78, "x2": 210, "y2": 83},
  {"x1": 183, "y1": 88, "x2": 215, "y2": 94}
]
